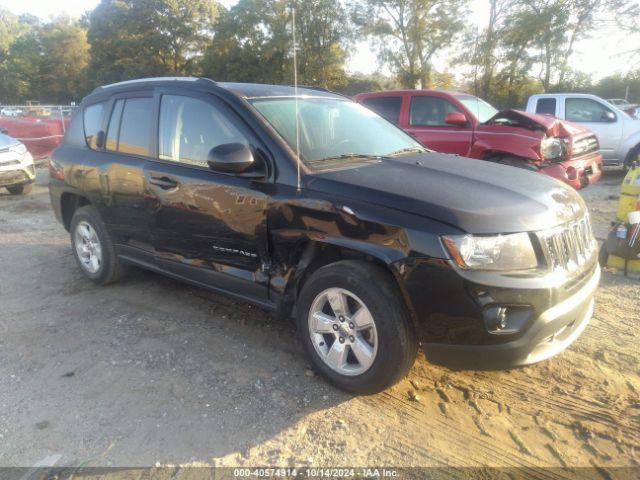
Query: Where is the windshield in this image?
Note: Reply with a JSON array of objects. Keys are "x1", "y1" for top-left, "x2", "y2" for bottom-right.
[
  {"x1": 457, "y1": 95, "x2": 499, "y2": 123},
  {"x1": 250, "y1": 97, "x2": 424, "y2": 168}
]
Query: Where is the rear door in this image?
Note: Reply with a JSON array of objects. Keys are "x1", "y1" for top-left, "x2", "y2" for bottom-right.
[
  {"x1": 402, "y1": 94, "x2": 472, "y2": 156},
  {"x1": 144, "y1": 88, "x2": 271, "y2": 301},
  {"x1": 561, "y1": 97, "x2": 622, "y2": 162},
  {"x1": 83, "y1": 93, "x2": 154, "y2": 254}
]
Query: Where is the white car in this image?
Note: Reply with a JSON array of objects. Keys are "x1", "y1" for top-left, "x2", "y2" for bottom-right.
[
  {"x1": 0, "y1": 133, "x2": 35, "y2": 194},
  {"x1": 1, "y1": 107, "x2": 21, "y2": 117},
  {"x1": 526, "y1": 93, "x2": 640, "y2": 168}
]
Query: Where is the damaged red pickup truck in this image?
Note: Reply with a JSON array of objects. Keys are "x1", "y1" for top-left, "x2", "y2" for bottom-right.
[{"x1": 355, "y1": 90, "x2": 603, "y2": 189}]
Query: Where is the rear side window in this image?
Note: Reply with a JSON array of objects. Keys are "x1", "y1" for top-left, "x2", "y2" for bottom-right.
[
  {"x1": 117, "y1": 98, "x2": 153, "y2": 156},
  {"x1": 158, "y1": 95, "x2": 248, "y2": 167},
  {"x1": 83, "y1": 103, "x2": 104, "y2": 149},
  {"x1": 409, "y1": 96, "x2": 460, "y2": 126},
  {"x1": 536, "y1": 98, "x2": 556, "y2": 115},
  {"x1": 361, "y1": 96, "x2": 402, "y2": 124}
]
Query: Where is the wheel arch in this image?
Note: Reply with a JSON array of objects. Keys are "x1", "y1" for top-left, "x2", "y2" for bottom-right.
[
  {"x1": 274, "y1": 237, "x2": 417, "y2": 325},
  {"x1": 60, "y1": 192, "x2": 91, "y2": 231}
]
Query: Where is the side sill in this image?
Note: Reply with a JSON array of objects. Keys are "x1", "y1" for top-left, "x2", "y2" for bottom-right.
[{"x1": 118, "y1": 253, "x2": 278, "y2": 312}]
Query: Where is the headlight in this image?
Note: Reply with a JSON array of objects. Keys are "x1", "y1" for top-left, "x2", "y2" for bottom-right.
[
  {"x1": 540, "y1": 136, "x2": 566, "y2": 160},
  {"x1": 442, "y1": 233, "x2": 538, "y2": 271}
]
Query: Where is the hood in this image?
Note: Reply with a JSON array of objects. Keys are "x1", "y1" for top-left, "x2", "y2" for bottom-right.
[
  {"x1": 306, "y1": 152, "x2": 586, "y2": 234},
  {"x1": 486, "y1": 109, "x2": 593, "y2": 138},
  {"x1": 0, "y1": 133, "x2": 20, "y2": 149}
]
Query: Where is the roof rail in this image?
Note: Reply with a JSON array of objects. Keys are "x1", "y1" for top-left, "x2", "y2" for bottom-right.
[
  {"x1": 92, "y1": 77, "x2": 217, "y2": 93},
  {"x1": 288, "y1": 84, "x2": 350, "y2": 99}
]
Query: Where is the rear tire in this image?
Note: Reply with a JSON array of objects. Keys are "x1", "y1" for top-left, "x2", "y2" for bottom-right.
[
  {"x1": 70, "y1": 205, "x2": 127, "y2": 285},
  {"x1": 6, "y1": 183, "x2": 33, "y2": 195},
  {"x1": 297, "y1": 260, "x2": 417, "y2": 394}
]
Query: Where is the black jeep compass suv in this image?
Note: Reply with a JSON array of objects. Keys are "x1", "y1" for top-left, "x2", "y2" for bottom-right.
[{"x1": 49, "y1": 77, "x2": 600, "y2": 393}]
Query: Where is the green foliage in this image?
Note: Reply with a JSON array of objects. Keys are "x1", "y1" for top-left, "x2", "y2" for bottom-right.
[
  {"x1": 0, "y1": 15, "x2": 89, "y2": 103},
  {"x1": 1, "y1": 0, "x2": 639, "y2": 107},
  {"x1": 202, "y1": 0, "x2": 351, "y2": 90},
  {"x1": 353, "y1": 0, "x2": 468, "y2": 88},
  {"x1": 87, "y1": 0, "x2": 218, "y2": 85}
]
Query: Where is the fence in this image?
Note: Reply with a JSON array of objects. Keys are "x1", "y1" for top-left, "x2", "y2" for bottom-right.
[{"x1": 0, "y1": 105, "x2": 78, "y2": 159}]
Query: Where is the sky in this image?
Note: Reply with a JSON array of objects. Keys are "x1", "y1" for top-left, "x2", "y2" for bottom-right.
[{"x1": 1, "y1": 0, "x2": 637, "y2": 81}]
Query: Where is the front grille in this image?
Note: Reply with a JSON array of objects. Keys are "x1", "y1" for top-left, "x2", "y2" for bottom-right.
[
  {"x1": 537, "y1": 216, "x2": 596, "y2": 274},
  {"x1": 572, "y1": 135, "x2": 599, "y2": 158},
  {"x1": 0, "y1": 170, "x2": 28, "y2": 186}
]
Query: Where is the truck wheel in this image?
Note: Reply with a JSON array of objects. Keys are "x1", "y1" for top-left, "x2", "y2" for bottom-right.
[
  {"x1": 297, "y1": 260, "x2": 417, "y2": 394},
  {"x1": 6, "y1": 183, "x2": 33, "y2": 195},
  {"x1": 70, "y1": 205, "x2": 127, "y2": 285}
]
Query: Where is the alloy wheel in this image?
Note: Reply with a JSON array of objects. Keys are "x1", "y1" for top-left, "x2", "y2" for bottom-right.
[
  {"x1": 74, "y1": 220, "x2": 102, "y2": 274},
  {"x1": 308, "y1": 287, "x2": 378, "y2": 376}
]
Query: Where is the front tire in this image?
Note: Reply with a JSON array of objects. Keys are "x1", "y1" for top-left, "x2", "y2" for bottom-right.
[
  {"x1": 6, "y1": 183, "x2": 33, "y2": 195},
  {"x1": 297, "y1": 260, "x2": 417, "y2": 394},
  {"x1": 70, "y1": 205, "x2": 127, "y2": 285}
]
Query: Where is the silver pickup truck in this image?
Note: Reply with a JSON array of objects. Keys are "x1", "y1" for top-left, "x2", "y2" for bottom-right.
[{"x1": 526, "y1": 93, "x2": 640, "y2": 169}]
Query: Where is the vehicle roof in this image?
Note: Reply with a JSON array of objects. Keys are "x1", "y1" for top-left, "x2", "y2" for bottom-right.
[
  {"x1": 355, "y1": 89, "x2": 470, "y2": 98},
  {"x1": 90, "y1": 77, "x2": 346, "y2": 101},
  {"x1": 528, "y1": 93, "x2": 603, "y2": 100}
]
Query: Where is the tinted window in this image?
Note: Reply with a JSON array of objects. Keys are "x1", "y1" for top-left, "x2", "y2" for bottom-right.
[
  {"x1": 83, "y1": 102, "x2": 104, "y2": 149},
  {"x1": 118, "y1": 98, "x2": 153, "y2": 156},
  {"x1": 159, "y1": 95, "x2": 248, "y2": 167},
  {"x1": 63, "y1": 111, "x2": 85, "y2": 147},
  {"x1": 105, "y1": 99, "x2": 124, "y2": 151},
  {"x1": 409, "y1": 96, "x2": 461, "y2": 126},
  {"x1": 536, "y1": 98, "x2": 556, "y2": 115},
  {"x1": 566, "y1": 98, "x2": 614, "y2": 123},
  {"x1": 361, "y1": 96, "x2": 402, "y2": 124}
]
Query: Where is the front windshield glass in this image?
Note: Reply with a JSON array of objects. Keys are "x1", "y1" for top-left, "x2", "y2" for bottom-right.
[
  {"x1": 457, "y1": 94, "x2": 499, "y2": 123},
  {"x1": 250, "y1": 97, "x2": 424, "y2": 168}
]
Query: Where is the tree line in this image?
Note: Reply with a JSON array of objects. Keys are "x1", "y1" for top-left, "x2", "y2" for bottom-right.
[{"x1": 0, "y1": 0, "x2": 639, "y2": 108}]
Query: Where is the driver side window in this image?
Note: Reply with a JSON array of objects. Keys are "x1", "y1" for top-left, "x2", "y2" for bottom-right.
[
  {"x1": 565, "y1": 98, "x2": 615, "y2": 123},
  {"x1": 159, "y1": 95, "x2": 248, "y2": 167}
]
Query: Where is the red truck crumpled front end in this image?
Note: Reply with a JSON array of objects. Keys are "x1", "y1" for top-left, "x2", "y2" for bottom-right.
[
  {"x1": 539, "y1": 135, "x2": 603, "y2": 189},
  {"x1": 539, "y1": 154, "x2": 603, "y2": 189}
]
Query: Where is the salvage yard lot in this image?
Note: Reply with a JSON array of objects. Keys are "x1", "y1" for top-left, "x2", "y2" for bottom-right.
[{"x1": 0, "y1": 169, "x2": 638, "y2": 472}]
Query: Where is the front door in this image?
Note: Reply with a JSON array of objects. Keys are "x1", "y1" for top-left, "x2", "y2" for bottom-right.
[
  {"x1": 403, "y1": 95, "x2": 473, "y2": 156},
  {"x1": 144, "y1": 90, "x2": 271, "y2": 301},
  {"x1": 563, "y1": 97, "x2": 623, "y2": 162}
]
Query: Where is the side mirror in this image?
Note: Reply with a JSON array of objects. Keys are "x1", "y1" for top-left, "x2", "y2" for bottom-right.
[
  {"x1": 602, "y1": 111, "x2": 616, "y2": 123},
  {"x1": 0, "y1": 128, "x2": 8, "y2": 135},
  {"x1": 95, "y1": 130, "x2": 106, "y2": 148},
  {"x1": 445, "y1": 112, "x2": 468, "y2": 127},
  {"x1": 207, "y1": 143, "x2": 255, "y2": 174}
]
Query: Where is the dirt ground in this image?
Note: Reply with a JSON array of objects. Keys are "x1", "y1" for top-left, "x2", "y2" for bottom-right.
[{"x1": 0, "y1": 168, "x2": 638, "y2": 476}]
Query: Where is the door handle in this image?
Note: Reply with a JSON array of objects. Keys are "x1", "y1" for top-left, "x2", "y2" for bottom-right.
[{"x1": 148, "y1": 176, "x2": 179, "y2": 190}]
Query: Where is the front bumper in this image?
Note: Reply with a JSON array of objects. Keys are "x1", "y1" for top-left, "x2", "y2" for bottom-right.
[
  {"x1": 422, "y1": 266, "x2": 600, "y2": 369},
  {"x1": 539, "y1": 152, "x2": 603, "y2": 189},
  {"x1": 0, "y1": 160, "x2": 36, "y2": 188}
]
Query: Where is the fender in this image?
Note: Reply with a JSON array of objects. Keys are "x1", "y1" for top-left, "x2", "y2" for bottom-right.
[
  {"x1": 265, "y1": 195, "x2": 458, "y2": 319},
  {"x1": 470, "y1": 133, "x2": 541, "y2": 163},
  {"x1": 619, "y1": 129, "x2": 640, "y2": 163}
]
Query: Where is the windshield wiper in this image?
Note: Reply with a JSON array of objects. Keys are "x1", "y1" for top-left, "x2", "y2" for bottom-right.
[
  {"x1": 384, "y1": 147, "x2": 428, "y2": 157},
  {"x1": 311, "y1": 153, "x2": 383, "y2": 163}
]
